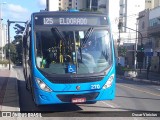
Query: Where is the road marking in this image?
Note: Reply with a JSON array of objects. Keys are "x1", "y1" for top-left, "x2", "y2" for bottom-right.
[
  {"x1": 100, "y1": 101, "x2": 115, "y2": 108},
  {"x1": 118, "y1": 84, "x2": 160, "y2": 97}
]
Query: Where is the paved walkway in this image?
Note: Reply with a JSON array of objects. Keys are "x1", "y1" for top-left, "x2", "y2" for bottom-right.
[
  {"x1": 0, "y1": 69, "x2": 20, "y2": 112},
  {"x1": 117, "y1": 69, "x2": 160, "y2": 85}
]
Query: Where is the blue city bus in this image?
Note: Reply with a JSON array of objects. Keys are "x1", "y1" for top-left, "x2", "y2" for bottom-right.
[{"x1": 22, "y1": 10, "x2": 116, "y2": 106}]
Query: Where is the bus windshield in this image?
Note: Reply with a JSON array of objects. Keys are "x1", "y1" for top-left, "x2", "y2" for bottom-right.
[{"x1": 35, "y1": 27, "x2": 112, "y2": 75}]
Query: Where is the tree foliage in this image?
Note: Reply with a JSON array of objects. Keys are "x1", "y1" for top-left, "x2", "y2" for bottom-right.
[
  {"x1": 4, "y1": 43, "x2": 17, "y2": 63},
  {"x1": 4, "y1": 23, "x2": 25, "y2": 64}
]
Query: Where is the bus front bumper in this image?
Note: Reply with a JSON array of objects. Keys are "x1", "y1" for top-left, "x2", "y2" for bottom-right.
[{"x1": 33, "y1": 87, "x2": 115, "y2": 105}]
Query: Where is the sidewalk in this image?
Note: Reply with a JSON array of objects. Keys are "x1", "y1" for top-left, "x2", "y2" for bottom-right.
[
  {"x1": 0, "y1": 68, "x2": 20, "y2": 112},
  {"x1": 117, "y1": 69, "x2": 160, "y2": 85}
]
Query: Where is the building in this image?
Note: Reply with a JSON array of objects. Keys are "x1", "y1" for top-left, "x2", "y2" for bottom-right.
[
  {"x1": 145, "y1": 0, "x2": 160, "y2": 9},
  {"x1": 148, "y1": 6, "x2": 160, "y2": 72},
  {"x1": 59, "y1": 0, "x2": 86, "y2": 10},
  {"x1": 138, "y1": 0, "x2": 160, "y2": 72},
  {"x1": 138, "y1": 9, "x2": 150, "y2": 69},
  {"x1": 46, "y1": 0, "x2": 59, "y2": 11},
  {"x1": 0, "y1": 24, "x2": 7, "y2": 60}
]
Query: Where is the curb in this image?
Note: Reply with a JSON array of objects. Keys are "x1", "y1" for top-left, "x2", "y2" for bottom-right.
[
  {"x1": 1, "y1": 68, "x2": 20, "y2": 112},
  {"x1": 117, "y1": 75, "x2": 160, "y2": 85}
]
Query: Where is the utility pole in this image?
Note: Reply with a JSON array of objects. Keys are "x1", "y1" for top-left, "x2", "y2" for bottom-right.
[
  {"x1": 135, "y1": 22, "x2": 138, "y2": 70},
  {"x1": 89, "y1": 0, "x2": 92, "y2": 11}
]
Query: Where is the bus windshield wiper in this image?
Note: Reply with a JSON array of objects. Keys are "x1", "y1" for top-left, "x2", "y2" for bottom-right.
[
  {"x1": 81, "y1": 27, "x2": 94, "y2": 48},
  {"x1": 51, "y1": 27, "x2": 66, "y2": 43}
]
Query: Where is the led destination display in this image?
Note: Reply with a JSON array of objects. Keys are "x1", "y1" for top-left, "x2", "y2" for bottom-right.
[{"x1": 34, "y1": 14, "x2": 108, "y2": 26}]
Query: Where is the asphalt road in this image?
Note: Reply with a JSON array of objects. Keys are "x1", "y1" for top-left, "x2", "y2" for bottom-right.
[{"x1": 14, "y1": 66, "x2": 160, "y2": 120}]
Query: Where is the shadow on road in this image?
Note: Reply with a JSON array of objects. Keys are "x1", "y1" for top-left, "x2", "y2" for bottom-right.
[
  {"x1": 116, "y1": 95, "x2": 160, "y2": 101},
  {"x1": 18, "y1": 80, "x2": 83, "y2": 112},
  {"x1": 116, "y1": 78, "x2": 159, "y2": 86},
  {"x1": 0, "y1": 74, "x2": 19, "y2": 110}
]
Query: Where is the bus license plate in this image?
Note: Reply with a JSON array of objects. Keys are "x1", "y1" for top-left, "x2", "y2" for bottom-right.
[{"x1": 72, "y1": 98, "x2": 86, "y2": 103}]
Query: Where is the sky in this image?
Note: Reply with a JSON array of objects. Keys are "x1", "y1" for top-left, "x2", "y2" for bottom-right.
[{"x1": 1, "y1": 0, "x2": 46, "y2": 39}]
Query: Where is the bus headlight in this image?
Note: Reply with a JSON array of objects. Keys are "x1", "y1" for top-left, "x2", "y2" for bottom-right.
[
  {"x1": 103, "y1": 74, "x2": 114, "y2": 89},
  {"x1": 36, "y1": 78, "x2": 52, "y2": 92}
]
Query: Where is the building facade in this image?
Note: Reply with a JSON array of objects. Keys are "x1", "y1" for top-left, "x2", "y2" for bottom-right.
[
  {"x1": 138, "y1": 4, "x2": 160, "y2": 72},
  {"x1": 145, "y1": 0, "x2": 160, "y2": 9},
  {"x1": 138, "y1": 9, "x2": 150, "y2": 69},
  {"x1": 59, "y1": 0, "x2": 86, "y2": 10},
  {"x1": 148, "y1": 6, "x2": 160, "y2": 72},
  {"x1": 0, "y1": 24, "x2": 7, "y2": 60}
]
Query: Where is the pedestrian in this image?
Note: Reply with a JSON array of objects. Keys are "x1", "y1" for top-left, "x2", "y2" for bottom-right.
[{"x1": 147, "y1": 63, "x2": 151, "y2": 80}]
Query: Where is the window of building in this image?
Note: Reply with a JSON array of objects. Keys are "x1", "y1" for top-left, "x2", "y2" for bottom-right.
[
  {"x1": 69, "y1": 0, "x2": 72, "y2": 2},
  {"x1": 69, "y1": 3, "x2": 72, "y2": 6}
]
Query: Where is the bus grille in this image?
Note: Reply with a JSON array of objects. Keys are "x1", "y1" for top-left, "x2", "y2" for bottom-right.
[
  {"x1": 57, "y1": 92, "x2": 99, "y2": 102},
  {"x1": 47, "y1": 76, "x2": 103, "y2": 84}
]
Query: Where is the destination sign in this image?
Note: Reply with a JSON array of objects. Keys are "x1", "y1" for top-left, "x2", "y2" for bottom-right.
[
  {"x1": 34, "y1": 15, "x2": 108, "y2": 26},
  {"x1": 43, "y1": 17, "x2": 88, "y2": 25}
]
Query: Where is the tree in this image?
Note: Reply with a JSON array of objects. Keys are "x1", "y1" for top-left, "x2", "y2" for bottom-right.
[
  {"x1": 4, "y1": 43, "x2": 17, "y2": 63},
  {"x1": 14, "y1": 35, "x2": 23, "y2": 64},
  {"x1": 12, "y1": 23, "x2": 25, "y2": 64},
  {"x1": 4, "y1": 24, "x2": 25, "y2": 64}
]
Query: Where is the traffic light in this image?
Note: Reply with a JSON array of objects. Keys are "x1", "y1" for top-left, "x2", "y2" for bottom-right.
[
  {"x1": 140, "y1": 44, "x2": 144, "y2": 51},
  {"x1": 136, "y1": 52, "x2": 144, "y2": 62}
]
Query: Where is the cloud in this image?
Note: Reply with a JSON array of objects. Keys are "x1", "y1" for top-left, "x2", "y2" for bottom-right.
[
  {"x1": 8, "y1": 4, "x2": 28, "y2": 13},
  {"x1": 37, "y1": 0, "x2": 46, "y2": 8},
  {"x1": 3, "y1": 4, "x2": 30, "y2": 21}
]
